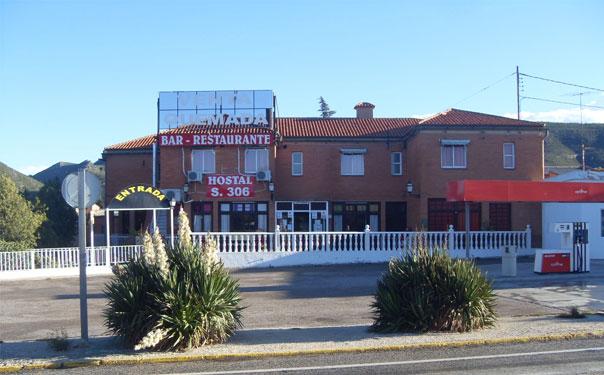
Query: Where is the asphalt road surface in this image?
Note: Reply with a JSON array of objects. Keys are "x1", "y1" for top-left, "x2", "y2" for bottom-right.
[{"x1": 17, "y1": 338, "x2": 604, "y2": 374}]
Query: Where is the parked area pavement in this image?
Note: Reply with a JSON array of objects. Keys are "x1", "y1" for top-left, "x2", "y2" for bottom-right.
[{"x1": 1, "y1": 258, "x2": 604, "y2": 371}]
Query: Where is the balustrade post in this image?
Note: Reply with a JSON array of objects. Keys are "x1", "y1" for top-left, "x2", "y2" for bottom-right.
[
  {"x1": 275, "y1": 225, "x2": 281, "y2": 252},
  {"x1": 525, "y1": 224, "x2": 532, "y2": 249},
  {"x1": 30, "y1": 251, "x2": 35, "y2": 270},
  {"x1": 364, "y1": 225, "x2": 371, "y2": 251},
  {"x1": 447, "y1": 225, "x2": 455, "y2": 251}
]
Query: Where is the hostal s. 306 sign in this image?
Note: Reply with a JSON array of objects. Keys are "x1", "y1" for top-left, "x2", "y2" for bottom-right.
[{"x1": 206, "y1": 175, "x2": 255, "y2": 198}]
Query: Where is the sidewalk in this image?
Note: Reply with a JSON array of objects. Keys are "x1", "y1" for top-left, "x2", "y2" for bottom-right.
[{"x1": 1, "y1": 259, "x2": 604, "y2": 371}]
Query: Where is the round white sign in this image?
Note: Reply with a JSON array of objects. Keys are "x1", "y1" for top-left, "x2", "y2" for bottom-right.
[{"x1": 61, "y1": 171, "x2": 102, "y2": 209}]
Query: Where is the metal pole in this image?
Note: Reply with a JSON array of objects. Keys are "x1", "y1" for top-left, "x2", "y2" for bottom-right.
[
  {"x1": 105, "y1": 210, "x2": 111, "y2": 267},
  {"x1": 77, "y1": 168, "x2": 89, "y2": 342},
  {"x1": 153, "y1": 209, "x2": 157, "y2": 232},
  {"x1": 89, "y1": 210, "x2": 95, "y2": 266},
  {"x1": 464, "y1": 201, "x2": 470, "y2": 259},
  {"x1": 516, "y1": 66, "x2": 520, "y2": 120},
  {"x1": 170, "y1": 206, "x2": 175, "y2": 248}
]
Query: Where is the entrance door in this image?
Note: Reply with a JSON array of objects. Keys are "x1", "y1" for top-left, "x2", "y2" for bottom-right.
[
  {"x1": 386, "y1": 202, "x2": 407, "y2": 231},
  {"x1": 294, "y1": 212, "x2": 310, "y2": 232},
  {"x1": 428, "y1": 199, "x2": 481, "y2": 231}
]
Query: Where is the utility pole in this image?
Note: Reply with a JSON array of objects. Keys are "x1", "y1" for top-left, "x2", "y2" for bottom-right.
[{"x1": 516, "y1": 66, "x2": 521, "y2": 120}]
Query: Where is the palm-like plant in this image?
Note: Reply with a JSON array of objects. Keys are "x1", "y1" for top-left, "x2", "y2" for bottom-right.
[
  {"x1": 371, "y1": 246, "x2": 496, "y2": 333},
  {"x1": 104, "y1": 211, "x2": 243, "y2": 351}
]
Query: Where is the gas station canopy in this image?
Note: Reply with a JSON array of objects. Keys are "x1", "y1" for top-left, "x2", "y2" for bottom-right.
[{"x1": 447, "y1": 180, "x2": 604, "y2": 202}]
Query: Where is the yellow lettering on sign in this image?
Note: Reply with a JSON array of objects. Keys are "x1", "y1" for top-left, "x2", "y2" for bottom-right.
[
  {"x1": 144, "y1": 187, "x2": 153, "y2": 194},
  {"x1": 137, "y1": 186, "x2": 145, "y2": 192},
  {"x1": 115, "y1": 194, "x2": 124, "y2": 201}
]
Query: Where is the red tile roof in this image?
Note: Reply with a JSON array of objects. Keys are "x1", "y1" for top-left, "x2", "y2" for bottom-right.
[
  {"x1": 104, "y1": 109, "x2": 543, "y2": 151},
  {"x1": 105, "y1": 134, "x2": 155, "y2": 151},
  {"x1": 278, "y1": 117, "x2": 419, "y2": 138},
  {"x1": 419, "y1": 108, "x2": 542, "y2": 127}
]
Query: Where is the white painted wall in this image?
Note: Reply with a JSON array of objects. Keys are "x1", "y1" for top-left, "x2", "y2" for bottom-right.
[{"x1": 542, "y1": 202, "x2": 604, "y2": 259}]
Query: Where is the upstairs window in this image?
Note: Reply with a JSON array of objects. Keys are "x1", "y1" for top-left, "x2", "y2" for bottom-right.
[
  {"x1": 245, "y1": 148, "x2": 269, "y2": 174},
  {"x1": 292, "y1": 152, "x2": 303, "y2": 176},
  {"x1": 391, "y1": 152, "x2": 402, "y2": 175},
  {"x1": 441, "y1": 140, "x2": 468, "y2": 169},
  {"x1": 191, "y1": 150, "x2": 215, "y2": 173},
  {"x1": 503, "y1": 143, "x2": 516, "y2": 169},
  {"x1": 340, "y1": 148, "x2": 366, "y2": 176}
]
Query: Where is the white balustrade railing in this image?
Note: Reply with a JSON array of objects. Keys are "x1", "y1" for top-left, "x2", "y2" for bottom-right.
[
  {"x1": 192, "y1": 225, "x2": 531, "y2": 254},
  {"x1": 0, "y1": 245, "x2": 141, "y2": 272},
  {"x1": 1, "y1": 226, "x2": 531, "y2": 273}
]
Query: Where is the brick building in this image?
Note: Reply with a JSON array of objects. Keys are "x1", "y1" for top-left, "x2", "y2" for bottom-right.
[{"x1": 103, "y1": 102, "x2": 545, "y2": 244}]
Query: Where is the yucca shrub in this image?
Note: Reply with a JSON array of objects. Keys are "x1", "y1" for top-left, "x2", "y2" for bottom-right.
[
  {"x1": 371, "y1": 245, "x2": 496, "y2": 333},
  {"x1": 104, "y1": 210, "x2": 243, "y2": 351}
]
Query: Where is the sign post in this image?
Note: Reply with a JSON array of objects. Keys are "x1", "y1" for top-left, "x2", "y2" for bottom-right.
[
  {"x1": 77, "y1": 169, "x2": 89, "y2": 342},
  {"x1": 61, "y1": 170, "x2": 101, "y2": 343}
]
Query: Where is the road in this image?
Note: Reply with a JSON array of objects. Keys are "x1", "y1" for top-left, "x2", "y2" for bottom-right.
[{"x1": 18, "y1": 338, "x2": 604, "y2": 374}]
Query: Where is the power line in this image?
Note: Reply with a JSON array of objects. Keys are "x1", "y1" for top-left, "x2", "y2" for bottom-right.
[
  {"x1": 520, "y1": 95, "x2": 604, "y2": 110},
  {"x1": 519, "y1": 73, "x2": 604, "y2": 93},
  {"x1": 453, "y1": 72, "x2": 515, "y2": 106}
]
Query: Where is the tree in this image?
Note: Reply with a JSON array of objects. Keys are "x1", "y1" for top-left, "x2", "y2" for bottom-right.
[
  {"x1": 0, "y1": 174, "x2": 45, "y2": 251},
  {"x1": 318, "y1": 96, "x2": 336, "y2": 118},
  {"x1": 35, "y1": 179, "x2": 77, "y2": 247}
]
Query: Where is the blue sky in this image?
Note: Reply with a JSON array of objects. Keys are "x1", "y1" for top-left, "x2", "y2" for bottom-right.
[{"x1": 1, "y1": 0, "x2": 603, "y2": 175}]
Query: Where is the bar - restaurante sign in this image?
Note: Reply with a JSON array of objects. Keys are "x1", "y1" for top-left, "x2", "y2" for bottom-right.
[{"x1": 159, "y1": 133, "x2": 274, "y2": 147}]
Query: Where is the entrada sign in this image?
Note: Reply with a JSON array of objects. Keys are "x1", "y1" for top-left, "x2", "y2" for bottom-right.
[
  {"x1": 206, "y1": 175, "x2": 255, "y2": 198},
  {"x1": 159, "y1": 133, "x2": 273, "y2": 147},
  {"x1": 115, "y1": 185, "x2": 166, "y2": 201},
  {"x1": 107, "y1": 184, "x2": 170, "y2": 210}
]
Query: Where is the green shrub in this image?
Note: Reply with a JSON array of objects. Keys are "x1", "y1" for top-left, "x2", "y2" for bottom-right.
[
  {"x1": 104, "y1": 212, "x2": 242, "y2": 351},
  {"x1": 371, "y1": 247, "x2": 496, "y2": 333}
]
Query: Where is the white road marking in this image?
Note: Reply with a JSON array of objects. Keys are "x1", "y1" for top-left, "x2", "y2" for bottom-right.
[{"x1": 161, "y1": 346, "x2": 604, "y2": 375}]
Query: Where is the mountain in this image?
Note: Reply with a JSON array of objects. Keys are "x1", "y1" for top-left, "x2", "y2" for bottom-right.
[
  {"x1": 0, "y1": 161, "x2": 43, "y2": 192},
  {"x1": 544, "y1": 122, "x2": 604, "y2": 169},
  {"x1": 34, "y1": 160, "x2": 105, "y2": 184}
]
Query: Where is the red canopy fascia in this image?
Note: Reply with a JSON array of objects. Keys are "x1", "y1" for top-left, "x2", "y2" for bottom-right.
[{"x1": 447, "y1": 180, "x2": 604, "y2": 202}]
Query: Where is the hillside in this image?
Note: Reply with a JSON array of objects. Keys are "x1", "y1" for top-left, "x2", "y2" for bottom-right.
[
  {"x1": 545, "y1": 122, "x2": 604, "y2": 169},
  {"x1": 0, "y1": 161, "x2": 43, "y2": 192},
  {"x1": 34, "y1": 160, "x2": 105, "y2": 184}
]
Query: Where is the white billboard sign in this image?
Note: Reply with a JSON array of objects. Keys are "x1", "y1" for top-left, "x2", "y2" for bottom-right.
[{"x1": 158, "y1": 90, "x2": 273, "y2": 129}]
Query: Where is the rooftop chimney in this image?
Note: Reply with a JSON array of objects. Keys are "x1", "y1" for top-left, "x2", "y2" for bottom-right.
[{"x1": 354, "y1": 102, "x2": 375, "y2": 119}]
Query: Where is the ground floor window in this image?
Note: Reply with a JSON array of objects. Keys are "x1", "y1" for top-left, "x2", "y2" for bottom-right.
[
  {"x1": 191, "y1": 201, "x2": 213, "y2": 232},
  {"x1": 276, "y1": 201, "x2": 328, "y2": 232},
  {"x1": 489, "y1": 203, "x2": 511, "y2": 231},
  {"x1": 220, "y1": 202, "x2": 268, "y2": 232},
  {"x1": 428, "y1": 199, "x2": 481, "y2": 231},
  {"x1": 333, "y1": 202, "x2": 380, "y2": 231},
  {"x1": 385, "y1": 202, "x2": 407, "y2": 231}
]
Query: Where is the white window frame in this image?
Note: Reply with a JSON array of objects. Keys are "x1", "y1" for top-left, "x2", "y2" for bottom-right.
[
  {"x1": 340, "y1": 148, "x2": 366, "y2": 176},
  {"x1": 191, "y1": 149, "x2": 216, "y2": 174},
  {"x1": 503, "y1": 142, "x2": 515, "y2": 169},
  {"x1": 391, "y1": 152, "x2": 402, "y2": 175},
  {"x1": 440, "y1": 140, "x2": 469, "y2": 169},
  {"x1": 292, "y1": 152, "x2": 303, "y2": 176},
  {"x1": 245, "y1": 148, "x2": 269, "y2": 174}
]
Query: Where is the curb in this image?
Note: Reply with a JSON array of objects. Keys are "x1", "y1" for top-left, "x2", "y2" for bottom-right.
[{"x1": 2, "y1": 330, "x2": 604, "y2": 373}]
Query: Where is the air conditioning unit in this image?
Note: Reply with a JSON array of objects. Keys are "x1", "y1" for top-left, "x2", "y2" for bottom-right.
[
  {"x1": 161, "y1": 188, "x2": 182, "y2": 202},
  {"x1": 187, "y1": 170, "x2": 203, "y2": 183},
  {"x1": 256, "y1": 170, "x2": 272, "y2": 181}
]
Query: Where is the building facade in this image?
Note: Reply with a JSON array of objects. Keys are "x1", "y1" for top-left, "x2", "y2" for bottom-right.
[{"x1": 103, "y1": 102, "x2": 546, "y2": 245}]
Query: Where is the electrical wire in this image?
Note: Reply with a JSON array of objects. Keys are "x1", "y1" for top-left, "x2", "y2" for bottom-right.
[
  {"x1": 453, "y1": 72, "x2": 516, "y2": 106},
  {"x1": 520, "y1": 95, "x2": 604, "y2": 110},
  {"x1": 519, "y1": 73, "x2": 604, "y2": 93}
]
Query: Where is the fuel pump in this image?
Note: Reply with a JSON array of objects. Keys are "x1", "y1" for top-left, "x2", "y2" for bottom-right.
[{"x1": 535, "y1": 222, "x2": 589, "y2": 273}]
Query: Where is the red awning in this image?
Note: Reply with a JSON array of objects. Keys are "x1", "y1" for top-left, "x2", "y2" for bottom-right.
[{"x1": 447, "y1": 180, "x2": 604, "y2": 202}]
